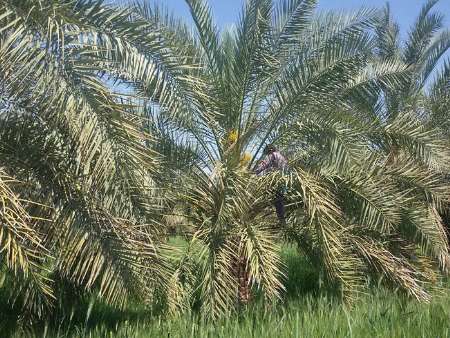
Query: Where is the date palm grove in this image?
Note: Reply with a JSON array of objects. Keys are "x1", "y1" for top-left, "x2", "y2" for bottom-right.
[{"x1": 0, "y1": 0, "x2": 450, "y2": 321}]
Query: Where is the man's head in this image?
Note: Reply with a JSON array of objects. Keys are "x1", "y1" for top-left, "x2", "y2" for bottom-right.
[{"x1": 263, "y1": 144, "x2": 276, "y2": 155}]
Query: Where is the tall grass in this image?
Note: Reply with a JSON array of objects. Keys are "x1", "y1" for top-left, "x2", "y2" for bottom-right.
[
  {"x1": 68, "y1": 292, "x2": 449, "y2": 338},
  {"x1": 2, "y1": 245, "x2": 450, "y2": 337}
]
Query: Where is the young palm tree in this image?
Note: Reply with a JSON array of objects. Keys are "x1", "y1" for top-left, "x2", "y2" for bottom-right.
[{"x1": 127, "y1": 0, "x2": 450, "y2": 317}]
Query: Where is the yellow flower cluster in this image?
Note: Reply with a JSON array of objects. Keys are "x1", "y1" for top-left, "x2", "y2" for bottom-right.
[
  {"x1": 223, "y1": 129, "x2": 252, "y2": 168},
  {"x1": 227, "y1": 129, "x2": 239, "y2": 144},
  {"x1": 239, "y1": 152, "x2": 252, "y2": 167}
]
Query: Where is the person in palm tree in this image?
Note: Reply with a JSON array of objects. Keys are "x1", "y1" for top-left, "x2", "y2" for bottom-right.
[{"x1": 254, "y1": 144, "x2": 288, "y2": 225}]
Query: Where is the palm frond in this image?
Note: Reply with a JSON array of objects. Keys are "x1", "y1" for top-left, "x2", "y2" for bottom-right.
[
  {"x1": 375, "y1": 4, "x2": 400, "y2": 60},
  {"x1": 404, "y1": 0, "x2": 444, "y2": 65},
  {"x1": 417, "y1": 29, "x2": 450, "y2": 88},
  {"x1": 185, "y1": 0, "x2": 221, "y2": 74},
  {"x1": 0, "y1": 172, "x2": 54, "y2": 317},
  {"x1": 273, "y1": 0, "x2": 318, "y2": 53}
]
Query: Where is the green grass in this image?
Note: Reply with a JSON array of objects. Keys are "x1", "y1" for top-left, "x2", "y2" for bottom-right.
[
  {"x1": 75, "y1": 294, "x2": 450, "y2": 338},
  {"x1": 2, "y1": 245, "x2": 450, "y2": 338}
]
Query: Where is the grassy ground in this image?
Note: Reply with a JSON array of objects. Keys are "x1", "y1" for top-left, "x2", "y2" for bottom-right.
[{"x1": 2, "y1": 246, "x2": 450, "y2": 337}]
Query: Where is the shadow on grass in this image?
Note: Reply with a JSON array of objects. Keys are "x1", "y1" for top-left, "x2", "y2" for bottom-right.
[
  {"x1": 0, "y1": 244, "x2": 337, "y2": 337},
  {"x1": 280, "y1": 244, "x2": 322, "y2": 300},
  {"x1": 0, "y1": 290, "x2": 154, "y2": 337}
]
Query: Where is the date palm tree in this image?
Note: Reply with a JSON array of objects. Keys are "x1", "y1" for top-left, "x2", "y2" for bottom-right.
[
  {"x1": 369, "y1": 0, "x2": 450, "y2": 267},
  {"x1": 129, "y1": 0, "x2": 450, "y2": 317},
  {"x1": 0, "y1": 0, "x2": 185, "y2": 319}
]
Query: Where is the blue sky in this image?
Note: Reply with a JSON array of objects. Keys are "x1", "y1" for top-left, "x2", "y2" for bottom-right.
[{"x1": 156, "y1": 0, "x2": 449, "y2": 37}]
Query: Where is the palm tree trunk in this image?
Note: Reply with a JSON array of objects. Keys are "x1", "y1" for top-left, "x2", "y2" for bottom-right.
[{"x1": 232, "y1": 253, "x2": 250, "y2": 305}]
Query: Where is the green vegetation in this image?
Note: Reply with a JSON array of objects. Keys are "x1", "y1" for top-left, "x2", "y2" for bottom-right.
[
  {"x1": 58, "y1": 297, "x2": 450, "y2": 338},
  {"x1": 1, "y1": 0, "x2": 450, "y2": 335},
  {"x1": 2, "y1": 247, "x2": 450, "y2": 337}
]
